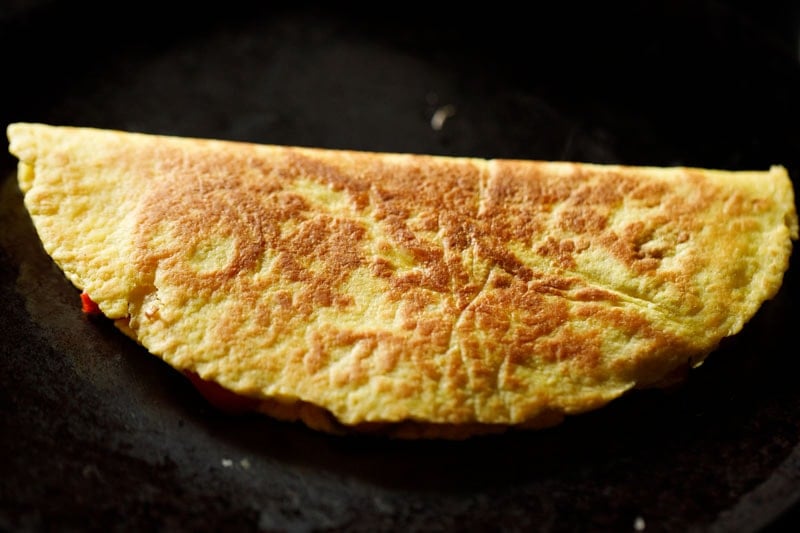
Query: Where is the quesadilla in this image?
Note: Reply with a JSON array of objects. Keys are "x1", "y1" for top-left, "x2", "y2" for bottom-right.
[{"x1": 7, "y1": 122, "x2": 797, "y2": 438}]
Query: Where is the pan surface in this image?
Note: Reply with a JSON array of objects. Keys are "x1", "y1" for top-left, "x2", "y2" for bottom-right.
[{"x1": 1, "y1": 1, "x2": 799, "y2": 531}]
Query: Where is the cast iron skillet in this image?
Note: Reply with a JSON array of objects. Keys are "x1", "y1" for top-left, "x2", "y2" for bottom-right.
[{"x1": 1, "y1": 2, "x2": 799, "y2": 531}]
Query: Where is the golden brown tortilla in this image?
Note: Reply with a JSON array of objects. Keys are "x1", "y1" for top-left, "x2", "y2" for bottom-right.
[{"x1": 7, "y1": 122, "x2": 798, "y2": 438}]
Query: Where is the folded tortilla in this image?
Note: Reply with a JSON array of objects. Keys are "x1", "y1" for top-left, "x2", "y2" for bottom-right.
[{"x1": 7, "y1": 122, "x2": 797, "y2": 438}]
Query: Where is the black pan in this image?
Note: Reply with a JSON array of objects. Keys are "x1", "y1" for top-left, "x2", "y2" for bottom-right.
[{"x1": 2, "y1": 2, "x2": 799, "y2": 531}]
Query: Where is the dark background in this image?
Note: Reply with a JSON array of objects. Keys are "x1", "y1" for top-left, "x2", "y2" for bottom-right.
[{"x1": 1, "y1": 1, "x2": 799, "y2": 531}]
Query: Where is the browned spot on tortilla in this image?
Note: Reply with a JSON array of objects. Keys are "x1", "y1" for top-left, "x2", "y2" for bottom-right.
[{"x1": 125, "y1": 140, "x2": 754, "y2": 422}]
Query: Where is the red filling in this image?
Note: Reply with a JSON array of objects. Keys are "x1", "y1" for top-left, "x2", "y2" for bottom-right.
[
  {"x1": 182, "y1": 371, "x2": 259, "y2": 414},
  {"x1": 80, "y1": 291, "x2": 102, "y2": 315}
]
